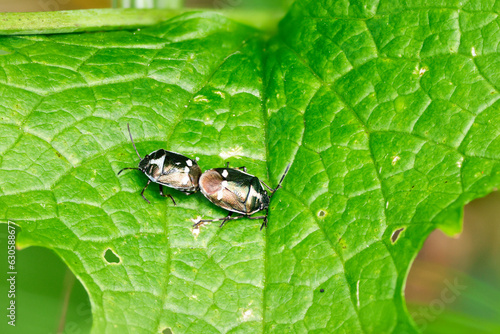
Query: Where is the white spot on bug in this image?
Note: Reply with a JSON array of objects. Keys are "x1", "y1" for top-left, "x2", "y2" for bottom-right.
[
  {"x1": 219, "y1": 146, "x2": 243, "y2": 160},
  {"x1": 471, "y1": 47, "x2": 477, "y2": 57},
  {"x1": 457, "y1": 157, "x2": 464, "y2": 168},
  {"x1": 217, "y1": 181, "x2": 228, "y2": 201},
  {"x1": 356, "y1": 280, "x2": 360, "y2": 308},
  {"x1": 242, "y1": 309, "x2": 253, "y2": 321},
  {"x1": 150, "y1": 156, "x2": 166, "y2": 171},
  {"x1": 175, "y1": 162, "x2": 181, "y2": 165},
  {"x1": 186, "y1": 159, "x2": 193, "y2": 167},
  {"x1": 222, "y1": 169, "x2": 228, "y2": 178},
  {"x1": 181, "y1": 166, "x2": 189, "y2": 185},
  {"x1": 391, "y1": 156, "x2": 401, "y2": 166}
]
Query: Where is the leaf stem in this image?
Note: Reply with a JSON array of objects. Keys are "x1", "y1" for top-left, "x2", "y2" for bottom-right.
[{"x1": 0, "y1": 8, "x2": 283, "y2": 35}]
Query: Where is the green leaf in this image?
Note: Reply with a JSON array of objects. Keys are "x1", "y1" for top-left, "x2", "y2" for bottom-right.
[{"x1": 1, "y1": 1, "x2": 499, "y2": 333}]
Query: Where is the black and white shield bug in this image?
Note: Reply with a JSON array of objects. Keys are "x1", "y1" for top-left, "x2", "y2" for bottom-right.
[
  {"x1": 118, "y1": 124, "x2": 202, "y2": 204},
  {"x1": 194, "y1": 163, "x2": 291, "y2": 230}
]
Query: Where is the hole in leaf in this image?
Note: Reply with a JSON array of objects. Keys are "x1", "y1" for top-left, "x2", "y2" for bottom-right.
[
  {"x1": 391, "y1": 228, "x2": 405, "y2": 243},
  {"x1": 162, "y1": 328, "x2": 173, "y2": 334},
  {"x1": 317, "y1": 210, "x2": 326, "y2": 217},
  {"x1": 104, "y1": 248, "x2": 120, "y2": 264}
]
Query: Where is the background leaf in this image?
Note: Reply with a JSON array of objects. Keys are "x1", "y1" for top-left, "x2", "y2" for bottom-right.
[{"x1": 1, "y1": 0, "x2": 499, "y2": 333}]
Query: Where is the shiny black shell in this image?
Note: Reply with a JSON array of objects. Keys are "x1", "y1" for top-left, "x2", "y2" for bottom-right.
[
  {"x1": 138, "y1": 149, "x2": 201, "y2": 193},
  {"x1": 199, "y1": 168, "x2": 269, "y2": 215}
]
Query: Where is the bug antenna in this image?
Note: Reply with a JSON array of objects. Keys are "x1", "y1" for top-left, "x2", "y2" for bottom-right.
[
  {"x1": 127, "y1": 123, "x2": 141, "y2": 160},
  {"x1": 117, "y1": 167, "x2": 140, "y2": 175},
  {"x1": 271, "y1": 163, "x2": 291, "y2": 197}
]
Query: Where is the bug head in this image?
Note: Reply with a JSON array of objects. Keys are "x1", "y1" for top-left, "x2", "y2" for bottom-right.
[{"x1": 138, "y1": 154, "x2": 151, "y2": 171}]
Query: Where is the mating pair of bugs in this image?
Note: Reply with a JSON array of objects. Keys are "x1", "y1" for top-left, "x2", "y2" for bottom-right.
[{"x1": 118, "y1": 125, "x2": 290, "y2": 230}]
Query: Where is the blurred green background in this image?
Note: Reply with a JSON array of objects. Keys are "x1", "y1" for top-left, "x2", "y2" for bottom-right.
[
  {"x1": 0, "y1": 1, "x2": 499, "y2": 333},
  {"x1": 0, "y1": 243, "x2": 92, "y2": 334},
  {"x1": 406, "y1": 192, "x2": 500, "y2": 334}
]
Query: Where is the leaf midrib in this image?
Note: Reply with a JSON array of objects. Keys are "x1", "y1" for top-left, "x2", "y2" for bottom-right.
[{"x1": 149, "y1": 35, "x2": 261, "y2": 333}]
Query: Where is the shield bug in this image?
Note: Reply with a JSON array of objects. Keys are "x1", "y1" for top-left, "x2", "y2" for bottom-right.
[
  {"x1": 118, "y1": 124, "x2": 202, "y2": 204},
  {"x1": 194, "y1": 163, "x2": 291, "y2": 230}
]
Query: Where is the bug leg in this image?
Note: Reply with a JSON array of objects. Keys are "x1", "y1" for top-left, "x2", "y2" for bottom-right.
[
  {"x1": 219, "y1": 212, "x2": 233, "y2": 228},
  {"x1": 141, "y1": 180, "x2": 152, "y2": 204},
  {"x1": 194, "y1": 214, "x2": 268, "y2": 229},
  {"x1": 192, "y1": 220, "x2": 204, "y2": 228},
  {"x1": 159, "y1": 185, "x2": 176, "y2": 206},
  {"x1": 167, "y1": 194, "x2": 176, "y2": 206},
  {"x1": 241, "y1": 214, "x2": 268, "y2": 230},
  {"x1": 194, "y1": 213, "x2": 245, "y2": 228},
  {"x1": 260, "y1": 209, "x2": 269, "y2": 230}
]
